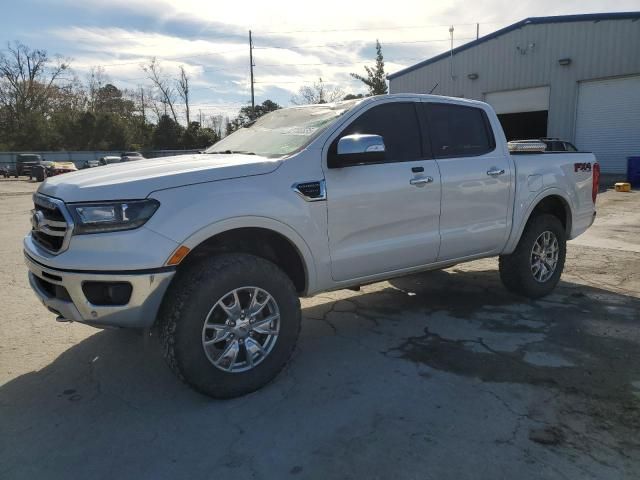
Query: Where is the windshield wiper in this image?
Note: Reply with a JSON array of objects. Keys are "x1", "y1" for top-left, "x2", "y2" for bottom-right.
[{"x1": 206, "y1": 150, "x2": 256, "y2": 155}]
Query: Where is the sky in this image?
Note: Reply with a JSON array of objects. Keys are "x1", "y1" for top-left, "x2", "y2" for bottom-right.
[{"x1": 2, "y1": 0, "x2": 638, "y2": 121}]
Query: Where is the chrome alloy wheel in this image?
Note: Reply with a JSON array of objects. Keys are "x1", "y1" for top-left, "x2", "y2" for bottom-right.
[
  {"x1": 530, "y1": 231, "x2": 559, "y2": 283},
  {"x1": 202, "y1": 287, "x2": 280, "y2": 373}
]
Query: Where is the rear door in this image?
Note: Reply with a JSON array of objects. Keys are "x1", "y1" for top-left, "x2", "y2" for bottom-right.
[
  {"x1": 422, "y1": 101, "x2": 511, "y2": 261},
  {"x1": 324, "y1": 100, "x2": 441, "y2": 281}
]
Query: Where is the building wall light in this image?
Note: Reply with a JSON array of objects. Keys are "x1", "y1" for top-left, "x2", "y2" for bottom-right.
[
  {"x1": 558, "y1": 58, "x2": 572, "y2": 66},
  {"x1": 467, "y1": 73, "x2": 479, "y2": 80}
]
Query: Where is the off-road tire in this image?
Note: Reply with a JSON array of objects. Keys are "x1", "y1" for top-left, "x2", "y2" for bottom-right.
[
  {"x1": 158, "y1": 253, "x2": 301, "y2": 398},
  {"x1": 499, "y1": 214, "x2": 566, "y2": 298}
]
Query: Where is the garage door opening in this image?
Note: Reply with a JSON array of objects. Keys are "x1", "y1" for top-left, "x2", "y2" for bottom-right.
[
  {"x1": 485, "y1": 86, "x2": 550, "y2": 141},
  {"x1": 497, "y1": 110, "x2": 548, "y2": 141}
]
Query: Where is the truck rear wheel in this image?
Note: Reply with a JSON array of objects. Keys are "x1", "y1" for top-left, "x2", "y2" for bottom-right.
[
  {"x1": 158, "y1": 253, "x2": 301, "y2": 398},
  {"x1": 499, "y1": 214, "x2": 566, "y2": 298}
]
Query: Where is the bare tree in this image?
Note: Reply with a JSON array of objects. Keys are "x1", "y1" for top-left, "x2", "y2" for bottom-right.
[
  {"x1": 87, "y1": 66, "x2": 108, "y2": 112},
  {"x1": 142, "y1": 57, "x2": 178, "y2": 123},
  {"x1": 0, "y1": 42, "x2": 69, "y2": 125},
  {"x1": 177, "y1": 65, "x2": 190, "y2": 124},
  {"x1": 208, "y1": 114, "x2": 224, "y2": 138},
  {"x1": 125, "y1": 85, "x2": 150, "y2": 124},
  {"x1": 291, "y1": 77, "x2": 344, "y2": 105},
  {"x1": 138, "y1": 85, "x2": 162, "y2": 123}
]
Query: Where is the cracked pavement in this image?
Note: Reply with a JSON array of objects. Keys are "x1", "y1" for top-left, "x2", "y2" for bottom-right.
[{"x1": 1, "y1": 179, "x2": 639, "y2": 479}]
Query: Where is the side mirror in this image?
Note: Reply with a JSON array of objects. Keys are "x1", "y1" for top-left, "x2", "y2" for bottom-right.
[{"x1": 328, "y1": 134, "x2": 386, "y2": 168}]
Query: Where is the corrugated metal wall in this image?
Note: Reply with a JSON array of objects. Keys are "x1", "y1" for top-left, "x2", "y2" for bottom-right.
[{"x1": 389, "y1": 18, "x2": 640, "y2": 145}]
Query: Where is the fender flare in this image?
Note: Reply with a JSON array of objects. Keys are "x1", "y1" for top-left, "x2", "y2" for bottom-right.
[
  {"x1": 503, "y1": 187, "x2": 574, "y2": 254},
  {"x1": 179, "y1": 216, "x2": 318, "y2": 294}
]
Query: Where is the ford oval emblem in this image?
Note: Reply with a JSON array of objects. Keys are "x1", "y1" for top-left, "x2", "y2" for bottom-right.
[{"x1": 31, "y1": 210, "x2": 44, "y2": 231}]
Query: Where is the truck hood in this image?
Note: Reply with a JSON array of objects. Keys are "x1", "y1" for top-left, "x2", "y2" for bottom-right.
[{"x1": 38, "y1": 153, "x2": 282, "y2": 202}]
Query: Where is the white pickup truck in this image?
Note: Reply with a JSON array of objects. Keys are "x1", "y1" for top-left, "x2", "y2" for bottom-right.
[{"x1": 24, "y1": 94, "x2": 599, "y2": 398}]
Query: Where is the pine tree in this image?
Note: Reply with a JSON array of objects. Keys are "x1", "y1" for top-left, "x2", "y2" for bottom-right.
[{"x1": 350, "y1": 40, "x2": 388, "y2": 96}]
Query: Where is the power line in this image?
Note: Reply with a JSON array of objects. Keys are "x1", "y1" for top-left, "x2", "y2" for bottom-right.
[
  {"x1": 89, "y1": 46, "x2": 248, "y2": 68},
  {"x1": 255, "y1": 56, "x2": 443, "y2": 68},
  {"x1": 258, "y1": 21, "x2": 504, "y2": 35},
  {"x1": 253, "y1": 37, "x2": 475, "y2": 51}
]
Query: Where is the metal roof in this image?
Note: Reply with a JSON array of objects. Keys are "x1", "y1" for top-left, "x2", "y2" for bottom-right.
[{"x1": 387, "y1": 11, "x2": 640, "y2": 80}]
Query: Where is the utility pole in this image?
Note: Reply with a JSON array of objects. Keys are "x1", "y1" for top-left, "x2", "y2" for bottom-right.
[
  {"x1": 199, "y1": 109, "x2": 203, "y2": 126},
  {"x1": 449, "y1": 25, "x2": 455, "y2": 80},
  {"x1": 249, "y1": 30, "x2": 255, "y2": 114},
  {"x1": 139, "y1": 86, "x2": 146, "y2": 125},
  {"x1": 476, "y1": 23, "x2": 480, "y2": 40}
]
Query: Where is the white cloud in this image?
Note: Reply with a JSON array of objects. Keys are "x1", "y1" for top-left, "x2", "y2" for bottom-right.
[{"x1": 49, "y1": 0, "x2": 640, "y2": 116}]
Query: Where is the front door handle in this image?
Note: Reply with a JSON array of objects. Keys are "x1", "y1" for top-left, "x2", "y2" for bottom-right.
[
  {"x1": 487, "y1": 168, "x2": 505, "y2": 176},
  {"x1": 410, "y1": 176, "x2": 433, "y2": 187}
]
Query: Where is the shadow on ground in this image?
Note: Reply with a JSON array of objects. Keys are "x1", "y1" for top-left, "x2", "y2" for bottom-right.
[{"x1": 1, "y1": 268, "x2": 639, "y2": 478}]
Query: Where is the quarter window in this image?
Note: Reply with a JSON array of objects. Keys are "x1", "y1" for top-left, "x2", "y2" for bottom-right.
[{"x1": 425, "y1": 103, "x2": 495, "y2": 158}]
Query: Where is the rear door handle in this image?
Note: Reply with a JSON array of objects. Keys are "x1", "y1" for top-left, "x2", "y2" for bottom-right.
[
  {"x1": 487, "y1": 168, "x2": 505, "y2": 176},
  {"x1": 410, "y1": 176, "x2": 433, "y2": 187}
]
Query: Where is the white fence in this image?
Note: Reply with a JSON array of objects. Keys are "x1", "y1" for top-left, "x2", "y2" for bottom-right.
[{"x1": 0, "y1": 150, "x2": 202, "y2": 168}]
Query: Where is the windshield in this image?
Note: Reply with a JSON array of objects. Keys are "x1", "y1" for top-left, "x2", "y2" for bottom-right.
[
  {"x1": 17, "y1": 155, "x2": 41, "y2": 162},
  {"x1": 205, "y1": 99, "x2": 362, "y2": 158}
]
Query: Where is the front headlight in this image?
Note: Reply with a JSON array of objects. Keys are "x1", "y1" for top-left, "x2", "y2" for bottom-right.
[{"x1": 68, "y1": 199, "x2": 160, "y2": 234}]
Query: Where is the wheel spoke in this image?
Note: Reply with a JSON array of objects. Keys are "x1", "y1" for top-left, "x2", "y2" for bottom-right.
[
  {"x1": 219, "y1": 290, "x2": 242, "y2": 319},
  {"x1": 540, "y1": 263, "x2": 548, "y2": 280},
  {"x1": 214, "y1": 340, "x2": 240, "y2": 370},
  {"x1": 251, "y1": 313, "x2": 279, "y2": 334},
  {"x1": 532, "y1": 242, "x2": 543, "y2": 256},
  {"x1": 245, "y1": 337, "x2": 266, "y2": 364},
  {"x1": 248, "y1": 288, "x2": 271, "y2": 316},
  {"x1": 532, "y1": 261, "x2": 541, "y2": 276},
  {"x1": 203, "y1": 324, "x2": 231, "y2": 344}
]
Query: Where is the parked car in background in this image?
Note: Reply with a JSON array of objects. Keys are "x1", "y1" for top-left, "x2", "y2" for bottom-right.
[
  {"x1": 45, "y1": 161, "x2": 77, "y2": 177},
  {"x1": 83, "y1": 159, "x2": 100, "y2": 169},
  {"x1": 24, "y1": 95, "x2": 599, "y2": 398},
  {"x1": 98, "y1": 156, "x2": 123, "y2": 166},
  {"x1": 15, "y1": 154, "x2": 44, "y2": 178},
  {"x1": 121, "y1": 152, "x2": 145, "y2": 162}
]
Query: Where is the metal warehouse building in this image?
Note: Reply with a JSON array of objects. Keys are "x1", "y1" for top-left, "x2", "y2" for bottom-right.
[{"x1": 388, "y1": 12, "x2": 640, "y2": 174}]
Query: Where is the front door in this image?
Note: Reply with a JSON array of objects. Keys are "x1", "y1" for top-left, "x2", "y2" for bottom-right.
[
  {"x1": 422, "y1": 101, "x2": 511, "y2": 260},
  {"x1": 324, "y1": 101, "x2": 441, "y2": 282}
]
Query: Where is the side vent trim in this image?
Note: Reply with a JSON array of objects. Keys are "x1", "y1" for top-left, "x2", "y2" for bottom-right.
[{"x1": 292, "y1": 180, "x2": 326, "y2": 202}]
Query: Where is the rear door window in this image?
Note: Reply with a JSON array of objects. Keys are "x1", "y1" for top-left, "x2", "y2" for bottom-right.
[{"x1": 424, "y1": 103, "x2": 495, "y2": 158}]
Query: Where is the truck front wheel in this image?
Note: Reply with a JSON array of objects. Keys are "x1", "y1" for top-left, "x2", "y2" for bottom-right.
[
  {"x1": 158, "y1": 253, "x2": 301, "y2": 398},
  {"x1": 499, "y1": 214, "x2": 566, "y2": 299}
]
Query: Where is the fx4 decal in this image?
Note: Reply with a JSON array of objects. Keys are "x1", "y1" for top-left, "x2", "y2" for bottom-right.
[{"x1": 574, "y1": 162, "x2": 592, "y2": 173}]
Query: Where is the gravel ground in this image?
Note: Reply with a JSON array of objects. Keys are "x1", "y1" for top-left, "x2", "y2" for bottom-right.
[{"x1": 1, "y1": 178, "x2": 639, "y2": 479}]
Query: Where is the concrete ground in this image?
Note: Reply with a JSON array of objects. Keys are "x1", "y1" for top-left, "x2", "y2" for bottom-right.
[{"x1": 1, "y1": 178, "x2": 639, "y2": 480}]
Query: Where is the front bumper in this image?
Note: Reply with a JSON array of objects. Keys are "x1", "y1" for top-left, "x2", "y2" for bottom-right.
[{"x1": 25, "y1": 253, "x2": 175, "y2": 328}]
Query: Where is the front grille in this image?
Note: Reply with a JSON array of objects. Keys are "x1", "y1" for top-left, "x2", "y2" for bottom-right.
[{"x1": 32, "y1": 194, "x2": 72, "y2": 254}]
